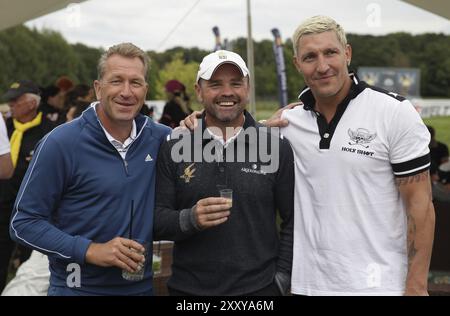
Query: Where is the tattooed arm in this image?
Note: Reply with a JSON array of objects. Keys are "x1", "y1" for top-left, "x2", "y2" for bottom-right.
[{"x1": 396, "y1": 171, "x2": 435, "y2": 296}]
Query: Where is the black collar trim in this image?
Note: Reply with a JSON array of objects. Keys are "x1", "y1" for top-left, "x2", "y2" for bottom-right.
[
  {"x1": 298, "y1": 72, "x2": 364, "y2": 110},
  {"x1": 297, "y1": 73, "x2": 367, "y2": 149}
]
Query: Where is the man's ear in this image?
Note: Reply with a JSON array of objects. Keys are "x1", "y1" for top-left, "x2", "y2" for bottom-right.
[
  {"x1": 194, "y1": 82, "x2": 203, "y2": 103},
  {"x1": 345, "y1": 44, "x2": 352, "y2": 67},
  {"x1": 30, "y1": 98, "x2": 38, "y2": 111},
  {"x1": 93, "y1": 80, "x2": 101, "y2": 100},
  {"x1": 145, "y1": 82, "x2": 149, "y2": 96},
  {"x1": 293, "y1": 56, "x2": 302, "y2": 74}
]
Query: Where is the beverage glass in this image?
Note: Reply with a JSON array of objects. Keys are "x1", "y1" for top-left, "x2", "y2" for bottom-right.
[
  {"x1": 219, "y1": 189, "x2": 233, "y2": 208},
  {"x1": 122, "y1": 239, "x2": 149, "y2": 281}
]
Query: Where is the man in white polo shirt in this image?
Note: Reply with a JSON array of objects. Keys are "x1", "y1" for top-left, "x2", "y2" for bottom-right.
[
  {"x1": 0, "y1": 115, "x2": 13, "y2": 179},
  {"x1": 274, "y1": 16, "x2": 434, "y2": 296}
]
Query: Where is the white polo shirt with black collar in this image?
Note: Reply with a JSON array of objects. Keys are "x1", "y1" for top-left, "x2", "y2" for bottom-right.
[{"x1": 281, "y1": 74, "x2": 430, "y2": 296}]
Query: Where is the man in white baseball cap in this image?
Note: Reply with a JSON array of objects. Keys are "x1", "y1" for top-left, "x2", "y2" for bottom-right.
[
  {"x1": 196, "y1": 50, "x2": 249, "y2": 83},
  {"x1": 154, "y1": 49, "x2": 294, "y2": 296}
]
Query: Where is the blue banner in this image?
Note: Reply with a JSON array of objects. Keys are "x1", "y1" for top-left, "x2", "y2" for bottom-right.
[
  {"x1": 271, "y1": 28, "x2": 288, "y2": 108},
  {"x1": 212, "y1": 26, "x2": 222, "y2": 52}
]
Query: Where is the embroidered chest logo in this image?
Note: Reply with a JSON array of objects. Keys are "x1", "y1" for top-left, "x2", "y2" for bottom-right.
[
  {"x1": 348, "y1": 128, "x2": 377, "y2": 148},
  {"x1": 241, "y1": 163, "x2": 267, "y2": 176},
  {"x1": 180, "y1": 163, "x2": 196, "y2": 183},
  {"x1": 145, "y1": 154, "x2": 153, "y2": 162}
]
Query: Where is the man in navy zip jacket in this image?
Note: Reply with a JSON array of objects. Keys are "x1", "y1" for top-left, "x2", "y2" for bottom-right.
[{"x1": 10, "y1": 43, "x2": 171, "y2": 295}]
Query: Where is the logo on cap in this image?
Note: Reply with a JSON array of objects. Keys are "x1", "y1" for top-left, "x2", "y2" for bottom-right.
[
  {"x1": 218, "y1": 51, "x2": 227, "y2": 60},
  {"x1": 10, "y1": 82, "x2": 20, "y2": 89}
]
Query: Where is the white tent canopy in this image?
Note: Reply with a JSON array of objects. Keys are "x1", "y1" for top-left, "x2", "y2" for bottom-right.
[
  {"x1": 0, "y1": 0, "x2": 448, "y2": 33},
  {"x1": 0, "y1": 0, "x2": 86, "y2": 31},
  {"x1": 402, "y1": 0, "x2": 450, "y2": 20}
]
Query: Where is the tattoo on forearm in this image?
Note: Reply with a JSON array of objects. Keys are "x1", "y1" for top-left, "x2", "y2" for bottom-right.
[
  {"x1": 407, "y1": 213, "x2": 417, "y2": 269},
  {"x1": 395, "y1": 171, "x2": 429, "y2": 187}
]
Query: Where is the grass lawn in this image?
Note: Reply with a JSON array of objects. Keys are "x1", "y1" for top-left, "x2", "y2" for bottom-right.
[{"x1": 424, "y1": 116, "x2": 450, "y2": 147}]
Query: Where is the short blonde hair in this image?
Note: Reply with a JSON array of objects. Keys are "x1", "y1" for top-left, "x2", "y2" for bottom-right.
[
  {"x1": 292, "y1": 16, "x2": 347, "y2": 56},
  {"x1": 97, "y1": 42, "x2": 150, "y2": 80}
]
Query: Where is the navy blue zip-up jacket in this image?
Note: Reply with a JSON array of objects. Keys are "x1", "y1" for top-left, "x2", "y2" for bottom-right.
[{"x1": 10, "y1": 105, "x2": 170, "y2": 295}]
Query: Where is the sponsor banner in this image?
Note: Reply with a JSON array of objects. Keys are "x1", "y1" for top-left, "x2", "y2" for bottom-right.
[
  {"x1": 411, "y1": 98, "x2": 450, "y2": 118},
  {"x1": 358, "y1": 67, "x2": 420, "y2": 97}
]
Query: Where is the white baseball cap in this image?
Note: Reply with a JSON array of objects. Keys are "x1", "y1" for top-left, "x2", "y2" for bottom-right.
[{"x1": 196, "y1": 50, "x2": 249, "y2": 83}]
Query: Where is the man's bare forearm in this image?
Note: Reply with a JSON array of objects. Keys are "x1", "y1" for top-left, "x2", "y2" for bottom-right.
[{"x1": 397, "y1": 171, "x2": 435, "y2": 295}]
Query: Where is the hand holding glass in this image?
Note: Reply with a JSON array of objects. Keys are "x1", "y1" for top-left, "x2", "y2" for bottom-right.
[{"x1": 122, "y1": 239, "x2": 149, "y2": 281}]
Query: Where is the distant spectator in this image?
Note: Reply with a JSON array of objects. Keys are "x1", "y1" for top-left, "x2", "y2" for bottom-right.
[
  {"x1": 139, "y1": 104, "x2": 154, "y2": 119},
  {"x1": 55, "y1": 76, "x2": 74, "y2": 93},
  {"x1": 55, "y1": 76, "x2": 76, "y2": 114},
  {"x1": 65, "y1": 84, "x2": 95, "y2": 108},
  {"x1": 433, "y1": 161, "x2": 450, "y2": 202},
  {"x1": 438, "y1": 161, "x2": 450, "y2": 185},
  {"x1": 65, "y1": 84, "x2": 95, "y2": 122},
  {"x1": 65, "y1": 101, "x2": 90, "y2": 122},
  {"x1": 427, "y1": 125, "x2": 449, "y2": 180},
  {"x1": 39, "y1": 85, "x2": 66, "y2": 125},
  {"x1": 159, "y1": 80, "x2": 192, "y2": 128}
]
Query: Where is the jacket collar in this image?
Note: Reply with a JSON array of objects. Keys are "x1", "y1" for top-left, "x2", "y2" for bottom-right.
[{"x1": 198, "y1": 110, "x2": 257, "y2": 145}]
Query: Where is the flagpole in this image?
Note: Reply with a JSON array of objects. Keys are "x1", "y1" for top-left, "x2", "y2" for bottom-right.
[{"x1": 246, "y1": 0, "x2": 256, "y2": 116}]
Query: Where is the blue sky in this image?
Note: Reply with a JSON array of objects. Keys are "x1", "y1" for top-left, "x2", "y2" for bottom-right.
[{"x1": 25, "y1": 0, "x2": 450, "y2": 52}]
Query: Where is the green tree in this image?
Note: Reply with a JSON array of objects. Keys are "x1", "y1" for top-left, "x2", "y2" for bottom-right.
[
  {"x1": 72, "y1": 43, "x2": 103, "y2": 84},
  {"x1": 1, "y1": 25, "x2": 450, "y2": 100},
  {"x1": 36, "y1": 29, "x2": 81, "y2": 85},
  {"x1": 155, "y1": 52, "x2": 199, "y2": 100},
  {"x1": 0, "y1": 26, "x2": 45, "y2": 90},
  {"x1": 147, "y1": 51, "x2": 161, "y2": 100}
]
